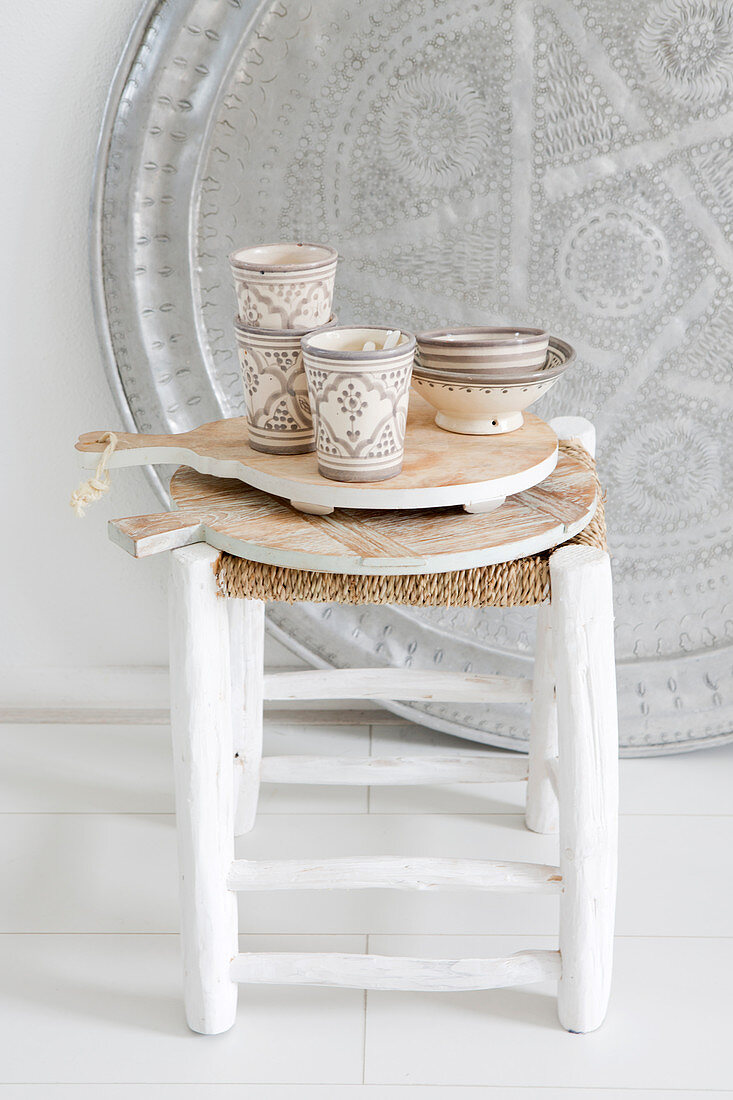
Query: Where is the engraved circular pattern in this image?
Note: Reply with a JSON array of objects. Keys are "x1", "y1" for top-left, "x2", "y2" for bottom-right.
[
  {"x1": 606, "y1": 417, "x2": 722, "y2": 529},
  {"x1": 637, "y1": 0, "x2": 733, "y2": 104},
  {"x1": 93, "y1": 0, "x2": 733, "y2": 754},
  {"x1": 559, "y1": 207, "x2": 671, "y2": 316},
  {"x1": 378, "y1": 71, "x2": 494, "y2": 190}
]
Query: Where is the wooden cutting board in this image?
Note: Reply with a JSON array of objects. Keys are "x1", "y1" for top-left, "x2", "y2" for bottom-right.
[
  {"x1": 108, "y1": 443, "x2": 597, "y2": 575},
  {"x1": 76, "y1": 395, "x2": 558, "y2": 515}
]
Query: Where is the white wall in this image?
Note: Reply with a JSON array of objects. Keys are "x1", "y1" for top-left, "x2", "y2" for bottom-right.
[{"x1": 1, "y1": 1, "x2": 294, "y2": 698}]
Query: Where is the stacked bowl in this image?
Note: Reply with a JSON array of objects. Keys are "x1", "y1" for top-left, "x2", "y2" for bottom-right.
[
  {"x1": 413, "y1": 327, "x2": 575, "y2": 435},
  {"x1": 230, "y1": 243, "x2": 338, "y2": 454}
]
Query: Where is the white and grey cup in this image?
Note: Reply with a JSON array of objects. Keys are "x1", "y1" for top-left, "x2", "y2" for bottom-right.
[
  {"x1": 234, "y1": 317, "x2": 336, "y2": 454},
  {"x1": 301, "y1": 326, "x2": 416, "y2": 482}
]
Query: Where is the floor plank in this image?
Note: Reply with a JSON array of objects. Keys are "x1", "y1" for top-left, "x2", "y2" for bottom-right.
[
  {"x1": 0, "y1": 934, "x2": 366, "y2": 1085},
  {"x1": 1, "y1": 1088, "x2": 729, "y2": 1098},
  {"x1": 364, "y1": 935, "x2": 733, "y2": 1090},
  {"x1": 0, "y1": 721, "x2": 370, "y2": 814},
  {"x1": 1, "y1": 715, "x2": 731, "y2": 1090}
]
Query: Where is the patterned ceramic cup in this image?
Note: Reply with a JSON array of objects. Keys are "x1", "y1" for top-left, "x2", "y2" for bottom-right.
[
  {"x1": 234, "y1": 316, "x2": 337, "y2": 454},
  {"x1": 301, "y1": 326, "x2": 416, "y2": 482},
  {"x1": 230, "y1": 242, "x2": 338, "y2": 329}
]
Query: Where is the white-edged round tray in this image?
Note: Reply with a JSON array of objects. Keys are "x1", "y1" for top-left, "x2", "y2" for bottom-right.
[
  {"x1": 108, "y1": 439, "x2": 597, "y2": 576},
  {"x1": 76, "y1": 400, "x2": 558, "y2": 515}
]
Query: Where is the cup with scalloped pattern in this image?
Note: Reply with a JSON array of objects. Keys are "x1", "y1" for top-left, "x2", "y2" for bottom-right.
[
  {"x1": 230, "y1": 242, "x2": 338, "y2": 329},
  {"x1": 234, "y1": 315, "x2": 337, "y2": 454},
  {"x1": 302, "y1": 326, "x2": 416, "y2": 482}
]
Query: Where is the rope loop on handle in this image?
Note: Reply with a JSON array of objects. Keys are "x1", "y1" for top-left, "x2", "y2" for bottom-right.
[{"x1": 70, "y1": 432, "x2": 119, "y2": 517}]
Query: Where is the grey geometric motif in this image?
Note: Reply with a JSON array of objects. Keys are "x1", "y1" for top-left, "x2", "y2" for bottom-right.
[
  {"x1": 238, "y1": 345, "x2": 312, "y2": 437},
  {"x1": 307, "y1": 365, "x2": 412, "y2": 460},
  {"x1": 94, "y1": 0, "x2": 733, "y2": 753},
  {"x1": 235, "y1": 279, "x2": 334, "y2": 329},
  {"x1": 637, "y1": 0, "x2": 733, "y2": 105}
]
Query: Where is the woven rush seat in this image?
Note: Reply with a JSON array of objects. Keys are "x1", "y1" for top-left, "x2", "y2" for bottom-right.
[{"x1": 213, "y1": 440, "x2": 606, "y2": 607}]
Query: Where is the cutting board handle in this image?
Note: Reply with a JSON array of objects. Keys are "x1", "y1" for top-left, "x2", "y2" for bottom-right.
[{"x1": 75, "y1": 429, "x2": 188, "y2": 453}]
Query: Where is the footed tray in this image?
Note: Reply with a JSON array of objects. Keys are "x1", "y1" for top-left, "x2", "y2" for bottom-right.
[
  {"x1": 108, "y1": 442, "x2": 597, "y2": 575},
  {"x1": 76, "y1": 397, "x2": 558, "y2": 515}
]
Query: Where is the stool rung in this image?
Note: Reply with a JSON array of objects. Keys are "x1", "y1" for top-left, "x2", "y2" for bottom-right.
[
  {"x1": 227, "y1": 856, "x2": 561, "y2": 893},
  {"x1": 259, "y1": 754, "x2": 529, "y2": 786},
  {"x1": 263, "y1": 668, "x2": 532, "y2": 703},
  {"x1": 230, "y1": 949, "x2": 561, "y2": 991}
]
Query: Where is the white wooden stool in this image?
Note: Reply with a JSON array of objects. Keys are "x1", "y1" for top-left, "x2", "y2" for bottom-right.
[{"x1": 110, "y1": 420, "x2": 618, "y2": 1037}]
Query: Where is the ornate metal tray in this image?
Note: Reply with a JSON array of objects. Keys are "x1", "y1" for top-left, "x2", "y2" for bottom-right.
[{"x1": 93, "y1": 0, "x2": 733, "y2": 755}]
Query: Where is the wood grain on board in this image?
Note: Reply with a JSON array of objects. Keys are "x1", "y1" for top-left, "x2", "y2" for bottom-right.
[
  {"x1": 108, "y1": 446, "x2": 598, "y2": 575},
  {"x1": 76, "y1": 396, "x2": 559, "y2": 512}
]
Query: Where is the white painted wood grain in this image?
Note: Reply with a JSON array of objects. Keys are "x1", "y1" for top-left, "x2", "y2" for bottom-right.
[
  {"x1": 263, "y1": 668, "x2": 532, "y2": 703},
  {"x1": 169, "y1": 545, "x2": 238, "y2": 1034},
  {"x1": 227, "y1": 856, "x2": 561, "y2": 893},
  {"x1": 368, "y1": 724, "x2": 529, "y2": 815},
  {"x1": 230, "y1": 948, "x2": 561, "y2": 991},
  {"x1": 259, "y1": 754, "x2": 528, "y2": 786},
  {"x1": 525, "y1": 604, "x2": 559, "y2": 834},
  {"x1": 550, "y1": 544, "x2": 618, "y2": 1034},
  {"x1": 547, "y1": 757, "x2": 559, "y2": 799},
  {"x1": 230, "y1": 599, "x2": 265, "y2": 836}
]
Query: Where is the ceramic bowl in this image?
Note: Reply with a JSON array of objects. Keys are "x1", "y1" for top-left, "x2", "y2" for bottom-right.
[
  {"x1": 301, "y1": 326, "x2": 416, "y2": 482},
  {"x1": 413, "y1": 337, "x2": 575, "y2": 386},
  {"x1": 412, "y1": 336, "x2": 575, "y2": 435},
  {"x1": 416, "y1": 326, "x2": 549, "y2": 374},
  {"x1": 230, "y1": 242, "x2": 338, "y2": 329},
  {"x1": 234, "y1": 315, "x2": 337, "y2": 454}
]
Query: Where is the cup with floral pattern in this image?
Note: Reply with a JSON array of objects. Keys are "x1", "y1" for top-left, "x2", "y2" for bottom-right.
[
  {"x1": 230, "y1": 242, "x2": 338, "y2": 329},
  {"x1": 301, "y1": 326, "x2": 416, "y2": 482},
  {"x1": 234, "y1": 315, "x2": 337, "y2": 454}
]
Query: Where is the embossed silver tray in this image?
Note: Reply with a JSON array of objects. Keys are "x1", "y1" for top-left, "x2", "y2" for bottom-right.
[{"x1": 93, "y1": 0, "x2": 733, "y2": 755}]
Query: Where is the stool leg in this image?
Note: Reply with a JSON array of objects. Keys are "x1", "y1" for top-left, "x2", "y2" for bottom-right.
[
  {"x1": 230, "y1": 598, "x2": 265, "y2": 836},
  {"x1": 526, "y1": 603, "x2": 559, "y2": 834},
  {"x1": 550, "y1": 545, "x2": 618, "y2": 1034},
  {"x1": 169, "y1": 546, "x2": 238, "y2": 1034}
]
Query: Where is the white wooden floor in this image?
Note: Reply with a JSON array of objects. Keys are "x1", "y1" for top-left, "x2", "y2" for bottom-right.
[{"x1": 1, "y1": 712, "x2": 732, "y2": 1096}]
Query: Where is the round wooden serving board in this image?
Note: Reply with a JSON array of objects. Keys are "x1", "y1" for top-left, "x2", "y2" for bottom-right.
[
  {"x1": 76, "y1": 396, "x2": 558, "y2": 514},
  {"x1": 108, "y1": 443, "x2": 597, "y2": 576}
]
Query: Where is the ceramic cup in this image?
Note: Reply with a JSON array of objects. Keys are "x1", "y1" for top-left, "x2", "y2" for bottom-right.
[
  {"x1": 234, "y1": 316, "x2": 337, "y2": 455},
  {"x1": 301, "y1": 326, "x2": 416, "y2": 482},
  {"x1": 230, "y1": 242, "x2": 338, "y2": 329}
]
